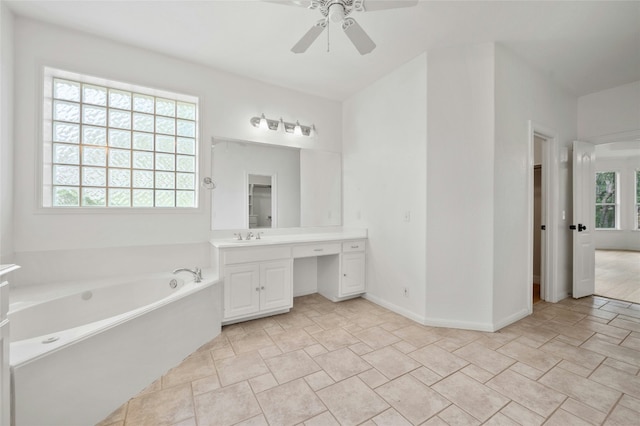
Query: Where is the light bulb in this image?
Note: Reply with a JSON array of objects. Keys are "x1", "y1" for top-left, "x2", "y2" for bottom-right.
[
  {"x1": 278, "y1": 118, "x2": 285, "y2": 132},
  {"x1": 259, "y1": 114, "x2": 268, "y2": 130},
  {"x1": 293, "y1": 121, "x2": 303, "y2": 136}
]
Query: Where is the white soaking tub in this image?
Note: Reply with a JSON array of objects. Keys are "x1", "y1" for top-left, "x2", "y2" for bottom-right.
[{"x1": 8, "y1": 272, "x2": 222, "y2": 426}]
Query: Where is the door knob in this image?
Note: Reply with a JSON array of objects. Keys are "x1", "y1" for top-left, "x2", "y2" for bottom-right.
[
  {"x1": 569, "y1": 225, "x2": 576, "y2": 230},
  {"x1": 578, "y1": 224, "x2": 587, "y2": 232}
]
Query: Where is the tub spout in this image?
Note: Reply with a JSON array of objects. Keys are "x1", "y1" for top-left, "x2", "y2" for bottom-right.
[{"x1": 172, "y1": 267, "x2": 202, "y2": 283}]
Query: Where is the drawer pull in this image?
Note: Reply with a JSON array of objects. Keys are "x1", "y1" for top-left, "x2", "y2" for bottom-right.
[
  {"x1": 351, "y1": 245, "x2": 359, "y2": 249},
  {"x1": 313, "y1": 248, "x2": 324, "y2": 252}
]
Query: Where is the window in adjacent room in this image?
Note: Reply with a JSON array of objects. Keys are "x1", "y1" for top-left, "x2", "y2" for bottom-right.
[
  {"x1": 595, "y1": 171, "x2": 617, "y2": 229},
  {"x1": 43, "y1": 67, "x2": 199, "y2": 208}
]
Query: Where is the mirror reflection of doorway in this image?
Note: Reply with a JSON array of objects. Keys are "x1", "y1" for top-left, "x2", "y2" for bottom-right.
[{"x1": 248, "y1": 174, "x2": 273, "y2": 229}]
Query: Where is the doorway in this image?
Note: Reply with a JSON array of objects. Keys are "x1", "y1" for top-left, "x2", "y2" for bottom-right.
[
  {"x1": 532, "y1": 136, "x2": 546, "y2": 304},
  {"x1": 528, "y1": 121, "x2": 559, "y2": 308},
  {"x1": 591, "y1": 141, "x2": 640, "y2": 303}
]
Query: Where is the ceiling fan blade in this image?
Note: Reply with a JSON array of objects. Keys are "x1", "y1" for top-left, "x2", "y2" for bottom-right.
[
  {"x1": 263, "y1": 0, "x2": 316, "y2": 8},
  {"x1": 342, "y1": 18, "x2": 376, "y2": 55},
  {"x1": 354, "y1": 0, "x2": 419, "y2": 12},
  {"x1": 291, "y1": 20, "x2": 327, "y2": 53}
]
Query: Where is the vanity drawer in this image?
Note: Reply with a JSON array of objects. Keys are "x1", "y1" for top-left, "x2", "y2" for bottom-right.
[
  {"x1": 224, "y1": 246, "x2": 292, "y2": 265},
  {"x1": 292, "y1": 243, "x2": 341, "y2": 259},
  {"x1": 342, "y1": 240, "x2": 366, "y2": 253}
]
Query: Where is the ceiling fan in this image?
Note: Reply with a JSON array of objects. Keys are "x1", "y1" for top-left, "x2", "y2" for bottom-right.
[{"x1": 270, "y1": 0, "x2": 418, "y2": 55}]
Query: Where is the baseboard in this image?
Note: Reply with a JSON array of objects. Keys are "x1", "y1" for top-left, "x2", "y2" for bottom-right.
[
  {"x1": 293, "y1": 289, "x2": 317, "y2": 298},
  {"x1": 421, "y1": 317, "x2": 496, "y2": 332},
  {"x1": 364, "y1": 293, "x2": 522, "y2": 332},
  {"x1": 362, "y1": 293, "x2": 426, "y2": 324},
  {"x1": 491, "y1": 308, "x2": 530, "y2": 332}
]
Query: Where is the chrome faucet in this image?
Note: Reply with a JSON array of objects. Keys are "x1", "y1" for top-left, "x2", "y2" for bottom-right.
[
  {"x1": 246, "y1": 231, "x2": 254, "y2": 240},
  {"x1": 233, "y1": 232, "x2": 243, "y2": 241},
  {"x1": 172, "y1": 267, "x2": 202, "y2": 283}
]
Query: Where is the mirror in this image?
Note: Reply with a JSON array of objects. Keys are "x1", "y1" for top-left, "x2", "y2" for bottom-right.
[{"x1": 212, "y1": 139, "x2": 341, "y2": 230}]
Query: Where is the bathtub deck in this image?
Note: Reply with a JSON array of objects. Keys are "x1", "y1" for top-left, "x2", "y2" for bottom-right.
[{"x1": 97, "y1": 294, "x2": 640, "y2": 426}]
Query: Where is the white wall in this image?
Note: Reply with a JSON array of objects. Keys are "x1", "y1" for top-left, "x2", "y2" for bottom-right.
[
  {"x1": 594, "y1": 156, "x2": 640, "y2": 251},
  {"x1": 425, "y1": 43, "x2": 495, "y2": 329},
  {"x1": 0, "y1": 4, "x2": 14, "y2": 265},
  {"x1": 12, "y1": 17, "x2": 341, "y2": 284},
  {"x1": 494, "y1": 44, "x2": 577, "y2": 312},
  {"x1": 212, "y1": 140, "x2": 300, "y2": 230},
  {"x1": 300, "y1": 150, "x2": 342, "y2": 227},
  {"x1": 343, "y1": 54, "x2": 427, "y2": 322},
  {"x1": 578, "y1": 81, "x2": 640, "y2": 140}
]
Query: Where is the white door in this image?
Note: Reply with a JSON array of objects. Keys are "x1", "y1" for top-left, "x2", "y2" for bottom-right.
[
  {"x1": 224, "y1": 264, "x2": 260, "y2": 320},
  {"x1": 259, "y1": 260, "x2": 292, "y2": 311},
  {"x1": 341, "y1": 253, "x2": 366, "y2": 296},
  {"x1": 572, "y1": 141, "x2": 596, "y2": 298}
]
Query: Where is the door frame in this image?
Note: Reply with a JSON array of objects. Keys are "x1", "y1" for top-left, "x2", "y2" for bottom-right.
[{"x1": 527, "y1": 121, "x2": 559, "y2": 306}]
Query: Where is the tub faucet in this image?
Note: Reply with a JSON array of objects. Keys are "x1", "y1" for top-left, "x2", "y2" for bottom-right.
[{"x1": 172, "y1": 267, "x2": 202, "y2": 283}]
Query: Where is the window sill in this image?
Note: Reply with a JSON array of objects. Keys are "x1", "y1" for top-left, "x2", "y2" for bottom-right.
[{"x1": 35, "y1": 206, "x2": 204, "y2": 215}]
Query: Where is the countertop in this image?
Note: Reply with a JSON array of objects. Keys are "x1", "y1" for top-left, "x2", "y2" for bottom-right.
[{"x1": 210, "y1": 230, "x2": 367, "y2": 249}]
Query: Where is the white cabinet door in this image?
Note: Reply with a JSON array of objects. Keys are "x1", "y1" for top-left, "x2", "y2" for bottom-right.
[
  {"x1": 224, "y1": 264, "x2": 260, "y2": 320},
  {"x1": 341, "y1": 253, "x2": 366, "y2": 296},
  {"x1": 0, "y1": 320, "x2": 8, "y2": 426},
  {"x1": 260, "y1": 260, "x2": 292, "y2": 312}
]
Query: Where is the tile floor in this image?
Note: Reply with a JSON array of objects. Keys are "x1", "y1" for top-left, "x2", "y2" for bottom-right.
[
  {"x1": 97, "y1": 294, "x2": 640, "y2": 426},
  {"x1": 595, "y1": 250, "x2": 640, "y2": 304}
]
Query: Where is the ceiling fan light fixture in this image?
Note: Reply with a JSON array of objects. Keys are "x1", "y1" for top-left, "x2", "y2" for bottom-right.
[
  {"x1": 259, "y1": 113, "x2": 269, "y2": 130},
  {"x1": 328, "y1": 3, "x2": 345, "y2": 23}
]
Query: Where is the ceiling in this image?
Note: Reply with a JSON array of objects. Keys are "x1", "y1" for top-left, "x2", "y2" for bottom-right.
[{"x1": 6, "y1": 0, "x2": 640, "y2": 101}]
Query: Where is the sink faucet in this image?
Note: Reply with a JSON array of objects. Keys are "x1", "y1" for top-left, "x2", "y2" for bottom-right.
[
  {"x1": 246, "y1": 231, "x2": 254, "y2": 240},
  {"x1": 172, "y1": 267, "x2": 202, "y2": 283}
]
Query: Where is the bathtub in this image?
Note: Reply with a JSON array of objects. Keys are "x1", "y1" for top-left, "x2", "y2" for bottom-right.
[{"x1": 8, "y1": 272, "x2": 222, "y2": 426}]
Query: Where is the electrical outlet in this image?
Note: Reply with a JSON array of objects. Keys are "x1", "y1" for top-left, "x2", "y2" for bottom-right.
[{"x1": 403, "y1": 287, "x2": 408, "y2": 297}]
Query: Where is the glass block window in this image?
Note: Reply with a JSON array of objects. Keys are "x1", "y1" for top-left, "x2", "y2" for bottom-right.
[
  {"x1": 595, "y1": 171, "x2": 617, "y2": 229},
  {"x1": 43, "y1": 68, "x2": 198, "y2": 208}
]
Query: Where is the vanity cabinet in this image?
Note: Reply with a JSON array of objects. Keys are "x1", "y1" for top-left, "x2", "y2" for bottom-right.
[
  {"x1": 224, "y1": 260, "x2": 292, "y2": 321},
  {"x1": 211, "y1": 233, "x2": 366, "y2": 324},
  {"x1": 315, "y1": 240, "x2": 367, "y2": 302},
  {"x1": 214, "y1": 245, "x2": 293, "y2": 324},
  {"x1": 341, "y1": 252, "x2": 366, "y2": 296},
  {"x1": 0, "y1": 264, "x2": 19, "y2": 426}
]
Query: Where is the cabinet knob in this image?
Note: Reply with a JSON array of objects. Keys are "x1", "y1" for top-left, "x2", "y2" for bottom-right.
[
  {"x1": 255, "y1": 287, "x2": 260, "y2": 292},
  {"x1": 261, "y1": 286, "x2": 265, "y2": 290},
  {"x1": 343, "y1": 273, "x2": 347, "y2": 277}
]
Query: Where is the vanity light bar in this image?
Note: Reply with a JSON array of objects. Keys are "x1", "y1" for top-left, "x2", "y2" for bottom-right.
[{"x1": 250, "y1": 115, "x2": 316, "y2": 137}]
